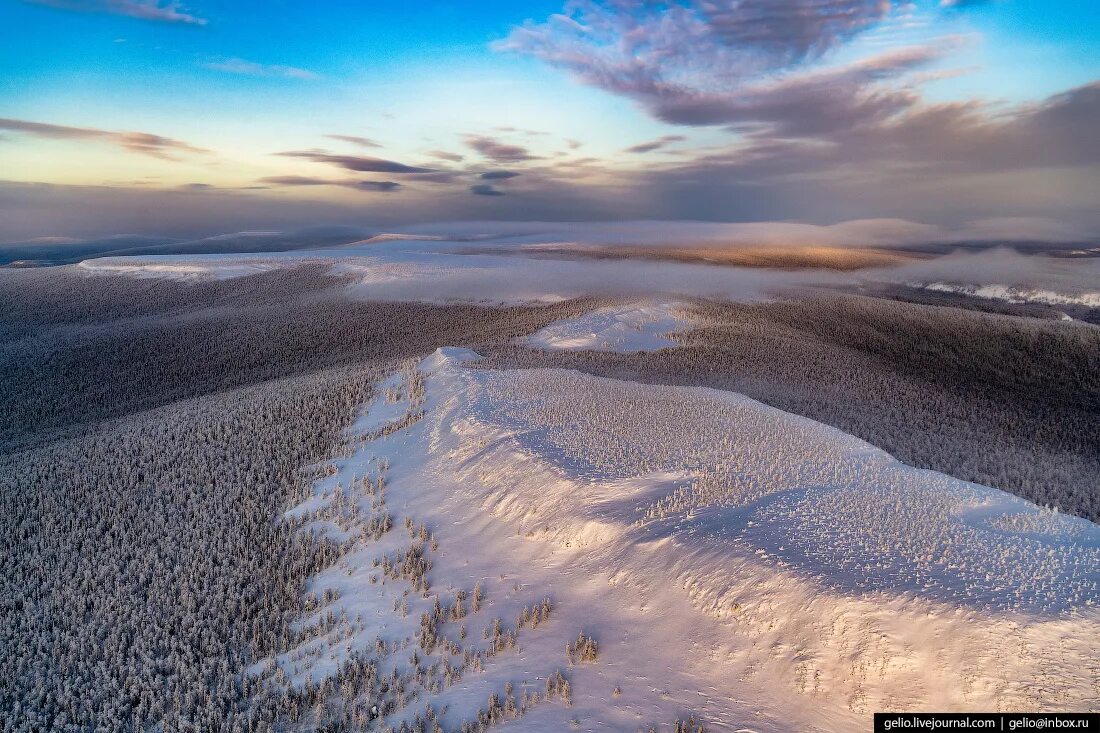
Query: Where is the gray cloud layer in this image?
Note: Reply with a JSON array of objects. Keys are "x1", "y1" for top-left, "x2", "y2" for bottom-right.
[
  {"x1": 493, "y1": 1, "x2": 1099, "y2": 226},
  {"x1": 5, "y1": 177, "x2": 1100, "y2": 244}
]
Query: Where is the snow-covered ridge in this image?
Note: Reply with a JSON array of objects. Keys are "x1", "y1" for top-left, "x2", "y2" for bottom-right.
[
  {"x1": 520, "y1": 301, "x2": 692, "y2": 352},
  {"x1": 260, "y1": 348, "x2": 1099, "y2": 732},
  {"x1": 916, "y1": 282, "x2": 1100, "y2": 308},
  {"x1": 76, "y1": 257, "x2": 279, "y2": 281}
]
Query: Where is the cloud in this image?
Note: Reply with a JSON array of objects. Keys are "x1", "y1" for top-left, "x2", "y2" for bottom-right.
[
  {"x1": 499, "y1": 0, "x2": 891, "y2": 75},
  {"x1": 259, "y1": 176, "x2": 333, "y2": 186},
  {"x1": 651, "y1": 44, "x2": 945, "y2": 129},
  {"x1": 701, "y1": 80, "x2": 1100, "y2": 179},
  {"x1": 875, "y1": 248, "x2": 1100, "y2": 297},
  {"x1": 276, "y1": 150, "x2": 436, "y2": 173},
  {"x1": 495, "y1": 126, "x2": 550, "y2": 137},
  {"x1": 695, "y1": 0, "x2": 891, "y2": 62},
  {"x1": 28, "y1": 0, "x2": 207, "y2": 25},
  {"x1": 948, "y1": 217, "x2": 1095, "y2": 243},
  {"x1": 470, "y1": 184, "x2": 505, "y2": 196},
  {"x1": 260, "y1": 175, "x2": 401, "y2": 192},
  {"x1": 496, "y1": 0, "x2": 1100, "y2": 222},
  {"x1": 429, "y1": 150, "x2": 465, "y2": 162},
  {"x1": 495, "y1": 1, "x2": 967, "y2": 147},
  {"x1": 497, "y1": 1, "x2": 898, "y2": 121},
  {"x1": 6, "y1": 175, "x2": 1100, "y2": 244},
  {"x1": 0, "y1": 117, "x2": 209, "y2": 158},
  {"x1": 350, "y1": 181, "x2": 402, "y2": 192},
  {"x1": 465, "y1": 135, "x2": 540, "y2": 162},
  {"x1": 625, "y1": 135, "x2": 687, "y2": 154},
  {"x1": 327, "y1": 134, "x2": 381, "y2": 149},
  {"x1": 584, "y1": 83, "x2": 1096, "y2": 225},
  {"x1": 406, "y1": 171, "x2": 466, "y2": 184},
  {"x1": 479, "y1": 170, "x2": 521, "y2": 180},
  {"x1": 203, "y1": 58, "x2": 318, "y2": 80}
]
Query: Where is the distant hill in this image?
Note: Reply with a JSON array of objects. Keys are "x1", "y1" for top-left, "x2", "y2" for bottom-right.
[{"x1": 0, "y1": 227, "x2": 370, "y2": 266}]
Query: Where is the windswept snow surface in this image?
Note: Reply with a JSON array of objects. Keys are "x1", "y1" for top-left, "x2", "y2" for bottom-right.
[
  {"x1": 259, "y1": 350, "x2": 1099, "y2": 732},
  {"x1": 521, "y1": 301, "x2": 692, "y2": 352}
]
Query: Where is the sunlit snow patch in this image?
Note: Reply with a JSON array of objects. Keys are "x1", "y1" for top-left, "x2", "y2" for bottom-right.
[{"x1": 521, "y1": 300, "x2": 691, "y2": 352}]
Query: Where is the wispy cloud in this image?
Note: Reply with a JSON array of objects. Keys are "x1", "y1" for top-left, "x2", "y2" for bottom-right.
[
  {"x1": 625, "y1": 135, "x2": 686, "y2": 154},
  {"x1": 498, "y1": 1, "x2": 952, "y2": 132},
  {"x1": 326, "y1": 134, "x2": 381, "y2": 149},
  {"x1": 0, "y1": 117, "x2": 209, "y2": 158},
  {"x1": 465, "y1": 135, "x2": 540, "y2": 163},
  {"x1": 276, "y1": 150, "x2": 436, "y2": 173},
  {"x1": 428, "y1": 150, "x2": 465, "y2": 163},
  {"x1": 28, "y1": 0, "x2": 207, "y2": 25},
  {"x1": 203, "y1": 57, "x2": 318, "y2": 80},
  {"x1": 259, "y1": 175, "x2": 333, "y2": 186},
  {"x1": 405, "y1": 171, "x2": 466, "y2": 184},
  {"x1": 479, "y1": 170, "x2": 521, "y2": 180},
  {"x1": 348, "y1": 181, "x2": 402, "y2": 192},
  {"x1": 470, "y1": 184, "x2": 505, "y2": 196},
  {"x1": 260, "y1": 175, "x2": 401, "y2": 192}
]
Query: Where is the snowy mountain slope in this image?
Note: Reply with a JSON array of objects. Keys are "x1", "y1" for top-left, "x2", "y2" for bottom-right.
[{"x1": 255, "y1": 349, "x2": 1100, "y2": 732}]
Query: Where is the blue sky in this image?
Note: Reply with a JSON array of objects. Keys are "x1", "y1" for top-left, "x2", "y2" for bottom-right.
[{"x1": 1, "y1": 0, "x2": 1098, "y2": 239}]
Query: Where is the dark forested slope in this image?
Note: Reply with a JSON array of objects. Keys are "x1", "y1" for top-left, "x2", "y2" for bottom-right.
[{"x1": 0, "y1": 265, "x2": 597, "y2": 451}]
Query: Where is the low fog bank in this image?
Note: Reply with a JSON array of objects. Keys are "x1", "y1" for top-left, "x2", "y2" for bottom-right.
[
  {"x1": 14, "y1": 218, "x2": 1096, "y2": 308},
  {"x1": 7, "y1": 215, "x2": 1096, "y2": 262},
  {"x1": 331, "y1": 253, "x2": 858, "y2": 304},
  {"x1": 383, "y1": 217, "x2": 1098, "y2": 250},
  {"x1": 867, "y1": 248, "x2": 1100, "y2": 300},
  {"x1": 69, "y1": 249, "x2": 854, "y2": 304}
]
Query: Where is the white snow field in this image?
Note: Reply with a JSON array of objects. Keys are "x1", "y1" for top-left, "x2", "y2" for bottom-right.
[
  {"x1": 253, "y1": 350, "x2": 1100, "y2": 732},
  {"x1": 521, "y1": 301, "x2": 692, "y2": 352}
]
